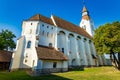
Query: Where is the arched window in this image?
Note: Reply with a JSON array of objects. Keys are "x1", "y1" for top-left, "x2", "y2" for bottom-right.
[
  {"x1": 49, "y1": 43, "x2": 52, "y2": 47},
  {"x1": 72, "y1": 59, "x2": 76, "y2": 66},
  {"x1": 27, "y1": 41, "x2": 31, "y2": 48},
  {"x1": 53, "y1": 62, "x2": 57, "y2": 68},
  {"x1": 47, "y1": 32, "x2": 49, "y2": 37},
  {"x1": 62, "y1": 48, "x2": 64, "y2": 53}
]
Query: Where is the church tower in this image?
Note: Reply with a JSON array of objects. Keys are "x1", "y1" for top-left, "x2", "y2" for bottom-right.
[{"x1": 80, "y1": 5, "x2": 94, "y2": 37}]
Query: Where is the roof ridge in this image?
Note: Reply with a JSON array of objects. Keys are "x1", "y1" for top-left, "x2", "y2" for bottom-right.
[
  {"x1": 29, "y1": 14, "x2": 54, "y2": 25},
  {"x1": 52, "y1": 15, "x2": 79, "y2": 27},
  {"x1": 52, "y1": 15, "x2": 92, "y2": 39},
  {"x1": 29, "y1": 14, "x2": 50, "y2": 20}
]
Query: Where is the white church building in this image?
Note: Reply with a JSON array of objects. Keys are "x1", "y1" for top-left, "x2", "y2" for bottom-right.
[{"x1": 10, "y1": 6, "x2": 106, "y2": 73}]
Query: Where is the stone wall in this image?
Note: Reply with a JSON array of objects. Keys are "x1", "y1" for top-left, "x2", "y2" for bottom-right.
[{"x1": 34, "y1": 68, "x2": 68, "y2": 75}]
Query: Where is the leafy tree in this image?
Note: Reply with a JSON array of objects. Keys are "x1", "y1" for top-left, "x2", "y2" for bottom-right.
[
  {"x1": 0, "y1": 29, "x2": 16, "y2": 51},
  {"x1": 94, "y1": 21, "x2": 120, "y2": 70}
]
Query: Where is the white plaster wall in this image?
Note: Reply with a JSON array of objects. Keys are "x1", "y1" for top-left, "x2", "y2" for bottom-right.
[
  {"x1": 86, "y1": 40, "x2": 93, "y2": 65},
  {"x1": 37, "y1": 60, "x2": 43, "y2": 69},
  {"x1": 22, "y1": 21, "x2": 39, "y2": 36},
  {"x1": 80, "y1": 37, "x2": 88, "y2": 66},
  {"x1": 11, "y1": 36, "x2": 25, "y2": 69},
  {"x1": 77, "y1": 38, "x2": 82, "y2": 65},
  {"x1": 62, "y1": 61, "x2": 68, "y2": 68},
  {"x1": 57, "y1": 28, "x2": 95, "y2": 65},
  {"x1": 38, "y1": 22, "x2": 57, "y2": 47},
  {"x1": 56, "y1": 27, "x2": 95, "y2": 66},
  {"x1": 20, "y1": 19, "x2": 97, "y2": 69},
  {"x1": 21, "y1": 21, "x2": 39, "y2": 68},
  {"x1": 80, "y1": 19, "x2": 94, "y2": 37},
  {"x1": 57, "y1": 32, "x2": 66, "y2": 50},
  {"x1": 84, "y1": 39, "x2": 93, "y2": 66},
  {"x1": 42, "y1": 60, "x2": 63, "y2": 68}
]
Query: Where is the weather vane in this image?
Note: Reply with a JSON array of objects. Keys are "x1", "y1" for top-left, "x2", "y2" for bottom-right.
[{"x1": 83, "y1": 0, "x2": 85, "y2": 5}]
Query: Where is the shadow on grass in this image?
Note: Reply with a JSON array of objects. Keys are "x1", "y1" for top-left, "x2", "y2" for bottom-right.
[
  {"x1": 0, "y1": 70, "x2": 72, "y2": 80},
  {"x1": 33, "y1": 74, "x2": 72, "y2": 80}
]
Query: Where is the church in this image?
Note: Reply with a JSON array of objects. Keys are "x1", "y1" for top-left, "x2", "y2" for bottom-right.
[{"x1": 10, "y1": 6, "x2": 107, "y2": 74}]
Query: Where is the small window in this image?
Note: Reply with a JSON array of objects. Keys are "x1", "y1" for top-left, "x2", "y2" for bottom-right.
[
  {"x1": 47, "y1": 26, "x2": 49, "y2": 28},
  {"x1": 53, "y1": 62, "x2": 57, "y2": 68},
  {"x1": 27, "y1": 41, "x2": 31, "y2": 48},
  {"x1": 62, "y1": 48, "x2": 64, "y2": 53},
  {"x1": 69, "y1": 51, "x2": 71, "y2": 54},
  {"x1": 58, "y1": 48, "x2": 60, "y2": 51},
  {"x1": 49, "y1": 43, "x2": 52, "y2": 47},
  {"x1": 42, "y1": 24, "x2": 44, "y2": 27},
  {"x1": 31, "y1": 23, "x2": 33, "y2": 25},
  {"x1": 51, "y1": 27, "x2": 53, "y2": 29},
  {"x1": 25, "y1": 59, "x2": 27, "y2": 63}
]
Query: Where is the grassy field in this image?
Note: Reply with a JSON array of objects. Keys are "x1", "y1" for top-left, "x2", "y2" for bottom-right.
[{"x1": 0, "y1": 67, "x2": 120, "y2": 80}]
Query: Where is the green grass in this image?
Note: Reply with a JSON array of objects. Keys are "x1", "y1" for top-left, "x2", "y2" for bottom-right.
[{"x1": 0, "y1": 67, "x2": 120, "y2": 80}]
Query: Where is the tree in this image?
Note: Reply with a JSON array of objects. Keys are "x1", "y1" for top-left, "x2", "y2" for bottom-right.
[
  {"x1": 0, "y1": 29, "x2": 16, "y2": 51},
  {"x1": 94, "y1": 21, "x2": 120, "y2": 70}
]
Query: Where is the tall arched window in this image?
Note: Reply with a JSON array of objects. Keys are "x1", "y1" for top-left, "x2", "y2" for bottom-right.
[
  {"x1": 27, "y1": 41, "x2": 31, "y2": 48},
  {"x1": 42, "y1": 31, "x2": 44, "y2": 35},
  {"x1": 47, "y1": 32, "x2": 49, "y2": 37}
]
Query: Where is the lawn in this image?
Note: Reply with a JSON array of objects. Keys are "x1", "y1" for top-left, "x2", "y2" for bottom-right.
[{"x1": 0, "y1": 67, "x2": 120, "y2": 80}]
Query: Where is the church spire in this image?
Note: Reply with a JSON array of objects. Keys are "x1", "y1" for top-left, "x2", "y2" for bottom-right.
[
  {"x1": 80, "y1": 3, "x2": 94, "y2": 37},
  {"x1": 82, "y1": 6, "x2": 87, "y2": 12},
  {"x1": 81, "y1": 5, "x2": 90, "y2": 20}
]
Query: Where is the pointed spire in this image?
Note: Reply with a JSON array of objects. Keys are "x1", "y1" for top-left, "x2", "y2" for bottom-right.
[
  {"x1": 82, "y1": 6, "x2": 87, "y2": 12},
  {"x1": 81, "y1": 5, "x2": 90, "y2": 20}
]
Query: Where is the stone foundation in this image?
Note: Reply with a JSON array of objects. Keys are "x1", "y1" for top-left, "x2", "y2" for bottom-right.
[
  {"x1": 68, "y1": 65, "x2": 84, "y2": 71},
  {"x1": 33, "y1": 68, "x2": 68, "y2": 75}
]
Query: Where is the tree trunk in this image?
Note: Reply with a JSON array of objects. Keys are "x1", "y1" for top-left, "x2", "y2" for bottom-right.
[
  {"x1": 112, "y1": 53, "x2": 119, "y2": 68},
  {"x1": 110, "y1": 53, "x2": 115, "y2": 67},
  {"x1": 110, "y1": 49, "x2": 120, "y2": 70},
  {"x1": 118, "y1": 53, "x2": 120, "y2": 70}
]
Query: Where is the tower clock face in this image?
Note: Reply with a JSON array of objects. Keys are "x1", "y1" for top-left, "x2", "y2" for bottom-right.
[{"x1": 82, "y1": 12, "x2": 88, "y2": 16}]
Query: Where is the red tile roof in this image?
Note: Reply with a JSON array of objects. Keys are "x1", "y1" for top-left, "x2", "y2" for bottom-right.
[
  {"x1": 0, "y1": 50, "x2": 12, "y2": 62},
  {"x1": 52, "y1": 15, "x2": 92, "y2": 39},
  {"x1": 36, "y1": 46, "x2": 68, "y2": 61},
  {"x1": 29, "y1": 14, "x2": 54, "y2": 25},
  {"x1": 29, "y1": 14, "x2": 92, "y2": 39}
]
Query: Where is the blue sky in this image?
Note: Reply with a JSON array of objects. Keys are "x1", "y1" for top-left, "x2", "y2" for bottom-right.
[{"x1": 0, "y1": 0, "x2": 120, "y2": 39}]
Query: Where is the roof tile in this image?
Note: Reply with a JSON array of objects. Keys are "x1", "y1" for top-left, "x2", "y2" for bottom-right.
[
  {"x1": 29, "y1": 14, "x2": 54, "y2": 25},
  {"x1": 52, "y1": 15, "x2": 92, "y2": 39},
  {"x1": 0, "y1": 50, "x2": 12, "y2": 62},
  {"x1": 36, "y1": 46, "x2": 68, "y2": 61}
]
